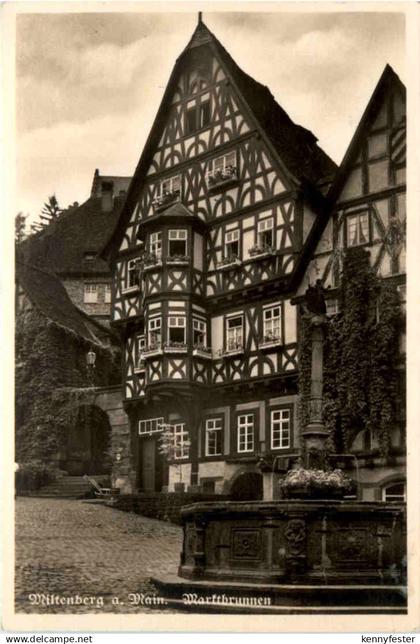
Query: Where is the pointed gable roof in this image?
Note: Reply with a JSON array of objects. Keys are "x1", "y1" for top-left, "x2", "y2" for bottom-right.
[
  {"x1": 327, "y1": 64, "x2": 406, "y2": 206},
  {"x1": 102, "y1": 20, "x2": 336, "y2": 260}
]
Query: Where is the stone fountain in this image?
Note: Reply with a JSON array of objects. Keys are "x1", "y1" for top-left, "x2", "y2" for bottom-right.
[{"x1": 152, "y1": 284, "x2": 406, "y2": 613}]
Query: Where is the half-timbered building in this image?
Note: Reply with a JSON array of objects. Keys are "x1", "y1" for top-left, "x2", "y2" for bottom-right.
[
  {"x1": 301, "y1": 64, "x2": 406, "y2": 502},
  {"x1": 104, "y1": 20, "x2": 405, "y2": 500}
]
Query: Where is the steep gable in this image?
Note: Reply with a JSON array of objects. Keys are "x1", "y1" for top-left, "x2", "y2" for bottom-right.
[{"x1": 103, "y1": 20, "x2": 336, "y2": 261}]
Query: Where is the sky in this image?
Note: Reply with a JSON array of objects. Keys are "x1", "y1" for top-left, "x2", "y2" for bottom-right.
[{"x1": 16, "y1": 10, "x2": 406, "y2": 223}]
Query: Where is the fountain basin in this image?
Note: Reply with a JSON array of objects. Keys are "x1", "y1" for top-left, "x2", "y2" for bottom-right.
[{"x1": 177, "y1": 500, "x2": 406, "y2": 587}]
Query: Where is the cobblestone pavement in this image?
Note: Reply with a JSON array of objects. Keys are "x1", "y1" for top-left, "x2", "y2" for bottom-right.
[{"x1": 15, "y1": 497, "x2": 183, "y2": 614}]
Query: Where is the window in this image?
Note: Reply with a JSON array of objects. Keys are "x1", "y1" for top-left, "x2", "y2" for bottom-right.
[
  {"x1": 160, "y1": 175, "x2": 181, "y2": 198},
  {"x1": 263, "y1": 305, "x2": 281, "y2": 342},
  {"x1": 84, "y1": 251, "x2": 96, "y2": 262},
  {"x1": 149, "y1": 232, "x2": 162, "y2": 259},
  {"x1": 168, "y1": 229, "x2": 187, "y2": 257},
  {"x1": 185, "y1": 99, "x2": 210, "y2": 135},
  {"x1": 205, "y1": 418, "x2": 223, "y2": 456},
  {"x1": 226, "y1": 315, "x2": 243, "y2": 351},
  {"x1": 347, "y1": 212, "x2": 369, "y2": 247},
  {"x1": 126, "y1": 258, "x2": 140, "y2": 290},
  {"x1": 208, "y1": 151, "x2": 237, "y2": 186},
  {"x1": 224, "y1": 229, "x2": 240, "y2": 258},
  {"x1": 148, "y1": 317, "x2": 161, "y2": 348},
  {"x1": 135, "y1": 335, "x2": 146, "y2": 370},
  {"x1": 84, "y1": 283, "x2": 98, "y2": 303},
  {"x1": 173, "y1": 423, "x2": 190, "y2": 459},
  {"x1": 104, "y1": 283, "x2": 112, "y2": 304},
  {"x1": 193, "y1": 318, "x2": 207, "y2": 347},
  {"x1": 237, "y1": 414, "x2": 254, "y2": 453},
  {"x1": 326, "y1": 298, "x2": 339, "y2": 317},
  {"x1": 271, "y1": 408, "x2": 291, "y2": 449},
  {"x1": 139, "y1": 417, "x2": 164, "y2": 435},
  {"x1": 168, "y1": 316, "x2": 186, "y2": 345},
  {"x1": 382, "y1": 482, "x2": 406, "y2": 502},
  {"x1": 258, "y1": 218, "x2": 274, "y2": 248}
]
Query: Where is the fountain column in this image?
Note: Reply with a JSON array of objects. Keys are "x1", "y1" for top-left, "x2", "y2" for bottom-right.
[{"x1": 301, "y1": 312, "x2": 329, "y2": 469}]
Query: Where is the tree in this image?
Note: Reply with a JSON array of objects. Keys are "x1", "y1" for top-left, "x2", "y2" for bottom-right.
[
  {"x1": 15, "y1": 212, "x2": 27, "y2": 244},
  {"x1": 39, "y1": 194, "x2": 62, "y2": 226}
]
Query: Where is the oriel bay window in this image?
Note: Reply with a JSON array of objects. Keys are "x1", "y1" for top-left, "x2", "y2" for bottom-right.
[
  {"x1": 135, "y1": 334, "x2": 146, "y2": 371},
  {"x1": 226, "y1": 314, "x2": 244, "y2": 352},
  {"x1": 237, "y1": 414, "x2": 254, "y2": 453},
  {"x1": 205, "y1": 418, "x2": 223, "y2": 456},
  {"x1": 167, "y1": 316, "x2": 186, "y2": 348},
  {"x1": 271, "y1": 408, "x2": 291, "y2": 450},
  {"x1": 168, "y1": 229, "x2": 188, "y2": 260},
  {"x1": 346, "y1": 211, "x2": 369, "y2": 247}
]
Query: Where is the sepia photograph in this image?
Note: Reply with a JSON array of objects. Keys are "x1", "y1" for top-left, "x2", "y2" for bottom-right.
[{"x1": 6, "y1": 2, "x2": 417, "y2": 631}]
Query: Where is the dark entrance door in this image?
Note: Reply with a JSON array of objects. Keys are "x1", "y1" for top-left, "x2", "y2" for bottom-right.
[{"x1": 142, "y1": 437, "x2": 156, "y2": 491}]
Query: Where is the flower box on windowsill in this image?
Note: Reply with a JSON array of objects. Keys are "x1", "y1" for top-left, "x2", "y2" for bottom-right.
[
  {"x1": 163, "y1": 342, "x2": 188, "y2": 354},
  {"x1": 166, "y1": 255, "x2": 190, "y2": 266},
  {"x1": 216, "y1": 255, "x2": 242, "y2": 271},
  {"x1": 141, "y1": 344, "x2": 163, "y2": 359},
  {"x1": 192, "y1": 345, "x2": 213, "y2": 360},
  {"x1": 249, "y1": 245, "x2": 277, "y2": 260},
  {"x1": 207, "y1": 166, "x2": 238, "y2": 191},
  {"x1": 142, "y1": 255, "x2": 162, "y2": 272},
  {"x1": 258, "y1": 335, "x2": 282, "y2": 350},
  {"x1": 152, "y1": 191, "x2": 180, "y2": 212},
  {"x1": 220, "y1": 344, "x2": 244, "y2": 358}
]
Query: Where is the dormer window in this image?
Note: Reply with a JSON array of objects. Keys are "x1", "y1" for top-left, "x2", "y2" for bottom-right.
[
  {"x1": 152, "y1": 175, "x2": 181, "y2": 211},
  {"x1": 168, "y1": 229, "x2": 187, "y2": 259},
  {"x1": 207, "y1": 151, "x2": 238, "y2": 188}
]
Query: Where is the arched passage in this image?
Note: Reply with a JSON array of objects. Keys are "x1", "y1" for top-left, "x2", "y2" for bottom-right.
[
  {"x1": 64, "y1": 404, "x2": 112, "y2": 475},
  {"x1": 229, "y1": 470, "x2": 263, "y2": 501}
]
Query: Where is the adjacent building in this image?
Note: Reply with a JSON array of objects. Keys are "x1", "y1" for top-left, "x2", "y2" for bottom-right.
[{"x1": 103, "y1": 21, "x2": 406, "y2": 500}]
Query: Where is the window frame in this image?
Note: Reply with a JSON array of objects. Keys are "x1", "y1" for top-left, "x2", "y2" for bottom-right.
[
  {"x1": 148, "y1": 316, "x2": 162, "y2": 348},
  {"x1": 193, "y1": 317, "x2": 207, "y2": 348},
  {"x1": 173, "y1": 423, "x2": 190, "y2": 460},
  {"x1": 138, "y1": 416, "x2": 165, "y2": 436},
  {"x1": 149, "y1": 231, "x2": 163, "y2": 259},
  {"x1": 262, "y1": 303, "x2": 282, "y2": 343},
  {"x1": 382, "y1": 481, "x2": 406, "y2": 502},
  {"x1": 124, "y1": 258, "x2": 141, "y2": 293},
  {"x1": 346, "y1": 210, "x2": 370, "y2": 248},
  {"x1": 204, "y1": 417, "x2": 223, "y2": 457},
  {"x1": 134, "y1": 334, "x2": 146, "y2": 372},
  {"x1": 104, "y1": 283, "x2": 112, "y2": 304},
  {"x1": 236, "y1": 413, "x2": 255, "y2": 454},
  {"x1": 225, "y1": 313, "x2": 244, "y2": 352},
  {"x1": 83, "y1": 283, "x2": 98, "y2": 304},
  {"x1": 168, "y1": 229, "x2": 188, "y2": 258},
  {"x1": 224, "y1": 228, "x2": 241, "y2": 259},
  {"x1": 167, "y1": 315, "x2": 186, "y2": 345},
  {"x1": 257, "y1": 217, "x2": 274, "y2": 249},
  {"x1": 270, "y1": 406, "x2": 293, "y2": 451},
  {"x1": 185, "y1": 97, "x2": 211, "y2": 135}
]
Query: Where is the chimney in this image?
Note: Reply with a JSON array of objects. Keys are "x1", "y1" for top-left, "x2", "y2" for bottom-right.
[{"x1": 101, "y1": 181, "x2": 113, "y2": 213}]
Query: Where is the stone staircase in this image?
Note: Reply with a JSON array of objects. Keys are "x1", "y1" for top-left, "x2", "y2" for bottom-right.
[{"x1": 32, "y1": 475, "x2": 111, "y2": 499}]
